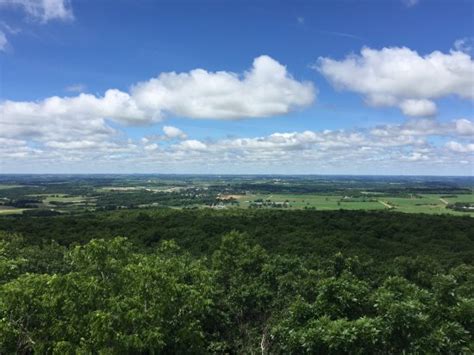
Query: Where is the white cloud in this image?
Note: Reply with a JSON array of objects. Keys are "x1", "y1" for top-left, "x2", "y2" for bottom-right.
[
  {"x1": 2, "y1": 117, "x2": 472, "y2": 174},
  {"x1": 163, "y1": 126, "x2": 187, "y2": 140},
  {"x1": 455, "y1": 118, "x2": 474, "y2": 135},
  {"x1": 175, "y1": 140, "x2": 207, "y2": 151},
  {"x1": 317, "y1": 46, "x2": 474, "y2": 117},
  {"x1": 0, "y1": 23, "x2": 21, "y2": 52},
  {"x1": 0, "y1": 55, "x2": 315, "y2": 155},
  {"x1": 445, "y1": 141, "x2": 474, "y2": 153},
  {"x1": 0, "y1": 0, "x2": 74, "y2": 22},
  {"x1": 132, "y1": 55, "x2": 315, "y2": 119},
  {"x1": 1, "y1": 48, "x2": 471, "y2": 174},
  {"x1": 0, "y1": 57, "x2": 315, "y2": 159},
  {"x1": 370, "y1": 118, "x2": 474, "y2": 138},
  {"x1": 0, "y1": 89, "x2": 146, "y2": 141},
  {"x1": 0, "y1": 1, "x2": 72, "y2": 50},
  {"x1": 399, "y1": 99, "x2": 437, "y2": 117},
  {"x1": 0, "y1": 30, "x2": 7, "y2": 51},
  {"x1": 45, "y1": 140, "x2": 111, "y2": 150},
  {"x1": 400, "y1": 151, "x2": 429, "y2": 162},
  {"x1": 125, "y1": 123, "x2": 466, "y2": 173},
  {"x1": 144, "y1": 143, "x2": 158, "y2": 152}
]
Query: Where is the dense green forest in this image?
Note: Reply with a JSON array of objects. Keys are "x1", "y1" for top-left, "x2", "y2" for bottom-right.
[{"x1": 1, "y1": 209, "x2": 473, "y2": 353}]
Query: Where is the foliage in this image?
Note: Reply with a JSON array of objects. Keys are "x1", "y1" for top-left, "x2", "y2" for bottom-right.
[{"x1": 0, "y1": 226, "x2": 473, "y2": 353}]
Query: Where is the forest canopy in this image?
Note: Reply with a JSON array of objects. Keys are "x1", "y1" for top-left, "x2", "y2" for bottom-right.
[{"x1": 1, "y1": 209, "x2": 473, "y2": 353}]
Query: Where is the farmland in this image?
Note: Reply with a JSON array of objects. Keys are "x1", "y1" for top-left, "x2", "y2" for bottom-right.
[
  {"x1": 0, "y1": 175, "x2": 472, "y2": 216},
  {"x1": 236, "y1": 192, "x2": 474, "y2": 216}
]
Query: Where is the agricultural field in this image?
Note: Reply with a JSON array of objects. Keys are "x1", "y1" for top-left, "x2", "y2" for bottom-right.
[
  {"x1": 0, "y1": 175, "x2": 472, "y2": 216},
  {"x1": 380, "y1": 194, "x2": 474, "y2": 216},
  {"x1": 36, "y1": 194, "x2": 97, "y2": 213},
  {"x1": 0, "y1": 185, "x2": 21, "y2": 190},
  {"x1": 235, "y1": 193, "x2": 384, "y2": 211},
  {"x1": 0, "y1": 206, "x2": 26, "y2": 215},
  {"x1": 235, "y1": 192, "x2": 474, "y2": 216}
]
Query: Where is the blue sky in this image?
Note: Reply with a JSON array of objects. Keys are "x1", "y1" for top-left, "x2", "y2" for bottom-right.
[{"x1": 0, "y1": 0, "x2": 473, "y2": 174}]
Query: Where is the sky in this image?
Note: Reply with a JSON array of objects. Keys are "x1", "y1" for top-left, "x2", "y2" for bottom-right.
[{"x1": 0, "y1": 0, "x2": 473, "y2": 175}]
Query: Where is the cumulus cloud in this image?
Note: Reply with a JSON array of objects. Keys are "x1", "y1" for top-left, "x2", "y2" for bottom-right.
[
  {"x1": 1, "y1": 56, "x2": 314, "y2": 129},
  {"x1": 370, "y1": 118, "x2": 474, "y2": 138},
  {"x1": 175, "y1": 140, "x2": 207, "y2": 151},
  {"x1": 2, "y1": 116, "x2": 473, "y2": 174},
  {"x1": 0, "y1": 55, "x2": 317, "y2": 170},
  {"x1": 455, "y1": 118, "x2": 474, "y2": 135},
  {"x1": 131, "y1": 55, "x2": 315, "y2": 119},
  {"x1": 400, "y1": 152, "x2": 429, "y2": 162},
  {"x1": 125, "y1": 122, "x2": 468, "y2": 173},
  {"x1": 445, "y1": 141, "x2": 474, "y2": 153},
  {"x1": 399, "y1": 99, "x2": 437, "y2": 117},
  {"x1": 163, "y1": 126, "x2": 187, "y2": 140},
  {"x1": 0, "y1": 89, "x2": 146, "y2": 141},
  {"x1": 0, "y1": 56, "x2": 314, "y2": 152},
  {"x1": 317, "y1": 46, "x2": 474, "y2": 117},
  {"x1": 0, "y1": 0, "x2": 74, "y2": 22}
]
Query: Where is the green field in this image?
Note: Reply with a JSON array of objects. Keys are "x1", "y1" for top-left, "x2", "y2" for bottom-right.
[
  {"x1": 41, "y1": 194, "x2": 92, "y2": 203},
  {"x1": 0, "y1": 184, "x2": 21, "y2": 190},
  {"x1": 235, "y1": 193, "x2": 474, "y2": 216},
  {"x1": 0, "y1": 206, "x2": 27, "y2": 214},
  {"x1": 237, "y1": 194, "x2": 384, "y2": 210},
  {"x1": 439, "y1": 194, "x2": 474, "y2": 204},
  {"x1": 381, "y1": 194, "x2": 474, "y2": 216},
  {"x1": 28, "y1": 194, "x2": 97, "y2": 213}
]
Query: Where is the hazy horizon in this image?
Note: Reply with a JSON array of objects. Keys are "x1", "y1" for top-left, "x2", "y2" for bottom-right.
[{"x1": 1, "y1": 173, "x2": 473, "y2": 179}]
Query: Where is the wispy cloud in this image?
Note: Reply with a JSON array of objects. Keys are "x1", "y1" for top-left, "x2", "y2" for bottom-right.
[
  {"x1": 65, "y1": 83, "x2": 87, "y2": 93},
  {"x1": 403, "y1": 0, "x2": 420, "y2": 8},
  {"x1": 0, "y1": 21, "x2": 21, "y2": 34},
  {"x1": 0, "y1": 31, "x2": 7, "y2": 51},
  {"x1": 0, "y1": 0, "x2": 74, "y2": 51},
  {"x1": 316, "y1": 30, "x2": 364, "y2": 41},
  {"x1": 454, "y1": 37, "x2": 474, "y2": 54},
  {"x1": 0, "y1": 0, "x2": 74, "y2": 23}
]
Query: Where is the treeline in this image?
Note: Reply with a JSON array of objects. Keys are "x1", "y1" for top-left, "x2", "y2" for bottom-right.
[
  {"x1": 1, "y1": 231, "x2": 473, "y2": 353},
  {"x1": 448, "y1": 202, "x2": 474, "y2": 213},
  {"x1": 93, "y1": 190, "x2": 218, "y2": 210},
  {"x1": 225, "y1": 182, "x2": 473, "y2": 195}
]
